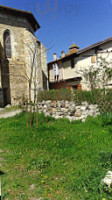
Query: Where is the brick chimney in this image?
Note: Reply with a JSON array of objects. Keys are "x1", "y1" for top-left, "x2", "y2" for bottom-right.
[{"x1": 69, "y1": 43, "x2": 79, "y2": 54}]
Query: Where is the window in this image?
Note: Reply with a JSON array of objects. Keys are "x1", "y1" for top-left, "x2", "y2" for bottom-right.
[
  {"x1": 53, "y1": 63, "x2": 59, "y2": 82},
  {"x1": 91, "y1": 55, "x2": 96, "y2": 63},
  {"x1": 71, "y1": 58, "x2": 74, "y2": 68},
  {"x1": 4, "y1": 30, "x2": 12, "y2": 58},
  {"x1": 72, "y1": 84, "x2": 82, "y2": 90}
]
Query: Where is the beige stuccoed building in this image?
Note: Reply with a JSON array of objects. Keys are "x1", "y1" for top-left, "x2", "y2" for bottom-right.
[
  {"x1": 48, "y1": 37, "x2": 112, "y2": 91},
  {"x1": 0, "y1": 5, "x2": 48, "y2": 107}
]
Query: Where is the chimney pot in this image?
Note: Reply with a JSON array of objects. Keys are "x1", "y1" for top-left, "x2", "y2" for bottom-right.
[
  {"x1": 61, "y1": 51, "x2": 65, "y2": 58},
  {"x1": 53, "y1": 53, "x2": 57, "y2": 61}
]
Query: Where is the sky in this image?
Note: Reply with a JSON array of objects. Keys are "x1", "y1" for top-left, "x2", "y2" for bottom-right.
[{"x1": 0, "y1": 0, "x2": 112, "y2": 62}]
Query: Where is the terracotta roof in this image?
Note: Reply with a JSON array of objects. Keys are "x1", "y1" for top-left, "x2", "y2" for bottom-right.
[
  {"x1": 0, "y1": 5, "x2": 40, "y2": 31},
  {"x1": 69, "y1": 43, "x2": 79, "y2": 49},
  {"x1": 48, "y1": 36, "x2": 112, "y2": 65}
]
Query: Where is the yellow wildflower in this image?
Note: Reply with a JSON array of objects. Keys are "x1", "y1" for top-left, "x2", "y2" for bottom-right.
[{"x1": 41, "y1": 180, "x2": 45, "y2": 183}]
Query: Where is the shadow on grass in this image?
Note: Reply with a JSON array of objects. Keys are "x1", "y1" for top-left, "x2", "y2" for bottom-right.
[{"x1": 0, "y1": 170, "x2": 5, "y2": 176}]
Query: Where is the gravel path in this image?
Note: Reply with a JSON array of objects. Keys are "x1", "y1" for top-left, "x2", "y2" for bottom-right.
[{"x1": 0, "y1": 109, "x2": 23, "y2": 119}]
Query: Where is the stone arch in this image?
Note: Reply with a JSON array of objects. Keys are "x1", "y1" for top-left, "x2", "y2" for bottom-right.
[
  {"x1": 3, "y1": 28, "x2": 16, "y2": 59},
  {"x1": 3, "y1": 29, "x2": 12, "y2": 58}
]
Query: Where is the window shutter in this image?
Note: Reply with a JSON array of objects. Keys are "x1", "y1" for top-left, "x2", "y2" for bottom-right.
[
  {"x1": 91, "y1": 55, "x2": 96, "y2": 63},
  {"x1": 78, "y1": 84, "x2": 82, "y2": 90}
]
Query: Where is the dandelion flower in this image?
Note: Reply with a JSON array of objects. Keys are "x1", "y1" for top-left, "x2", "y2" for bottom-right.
[{"x1": 41, "y1": 180, "x2": 45, "y2": 183}]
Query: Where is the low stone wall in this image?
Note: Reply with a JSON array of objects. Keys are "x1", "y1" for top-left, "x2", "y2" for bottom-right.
[{"x1": 38, "y1": 101, "x2": 99, "y2": 122}]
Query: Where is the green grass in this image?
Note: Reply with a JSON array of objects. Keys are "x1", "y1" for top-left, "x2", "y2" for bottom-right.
[
  {"x1": 1, "y1": 106, "x2": 20, "y2": 113},
  {"x1": 0, "y1": 112, "x2": 112, "y2": 199}
]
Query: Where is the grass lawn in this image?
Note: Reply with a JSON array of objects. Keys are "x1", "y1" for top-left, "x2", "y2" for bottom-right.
[
  {"x1": 3, "y1": 106, "x2": 21, "y2": 112},
  {"x1": 0, "y1": 112, "x2": 112, "y2": 199}
]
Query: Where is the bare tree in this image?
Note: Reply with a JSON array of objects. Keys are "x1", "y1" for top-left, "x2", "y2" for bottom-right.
[
  {"x1": 1, "y1": 35, "x2": 50, "y2": 129},
  {"x1": 24, "y1": 36, "x2": 48, "y2": 128}
]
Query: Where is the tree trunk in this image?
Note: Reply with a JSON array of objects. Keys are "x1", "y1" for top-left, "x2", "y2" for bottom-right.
[
  {"x1": 29, "y1": 81, "x2": 32, "y2": 127},
  {"x1": 26, "y1": 103, "x2": 29, "y2": 130},
  {"x1": 36, "y1": 103, "x2": 38, "y2": 128}
]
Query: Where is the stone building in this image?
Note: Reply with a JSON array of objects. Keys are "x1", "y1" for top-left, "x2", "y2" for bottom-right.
[
  {"x1": 48, "y1": 37, "x2": 112, "y2": 91},
  {"x1": 0, "y1": 5, "x2": 48, "y2": 107}
]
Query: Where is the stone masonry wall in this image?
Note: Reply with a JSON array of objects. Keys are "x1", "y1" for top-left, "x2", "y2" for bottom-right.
[
  {"x1": 0, "y1": 12, "x2": 47, "y2": 106},
  {"x1": 38, "y1": 101, "x2": 100, "y2": 122}
]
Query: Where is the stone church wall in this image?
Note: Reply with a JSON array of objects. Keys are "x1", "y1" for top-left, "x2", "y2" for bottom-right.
[{"x1": 0, "y1": 12, "x2": 47, "y2": 106}]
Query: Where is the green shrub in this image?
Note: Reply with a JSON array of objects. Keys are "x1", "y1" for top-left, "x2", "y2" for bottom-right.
[
  {"x1": 73, "y1": 89, "x2": 112, "y2": 113},
  {"x1": 38, "y1": 88, "x2": 112, "y2": 114},
  {"x1": 38, "y1": 88, "x2": 71, "y2": 102},
  {"x1": 73, "y1": 89, "x2": 104, "y2": 105}
]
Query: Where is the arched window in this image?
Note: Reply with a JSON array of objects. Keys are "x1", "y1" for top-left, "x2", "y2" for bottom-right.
[{"x1": 4, "y1": 30, "x2": 12, "y2": 58}]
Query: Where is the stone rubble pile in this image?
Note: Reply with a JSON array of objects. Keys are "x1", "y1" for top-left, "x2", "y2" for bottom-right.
[
  {"x1": 38, "y1": 101, "x2": 99, "y2": 122},
  {"x1": 101, "y1": 171, "x2": 112, "y2": 187}
]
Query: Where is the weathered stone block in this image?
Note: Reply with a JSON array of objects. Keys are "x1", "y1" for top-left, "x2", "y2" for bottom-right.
[
  {"x1": 74, "y1": 109, "x2": 82, "y2": 117},
  {"x1": 81, "y1": 101, "x2": 88, "y2": 108},
  {"x1": 51, "y1": 102, "x2": 57, "y2": 107}
]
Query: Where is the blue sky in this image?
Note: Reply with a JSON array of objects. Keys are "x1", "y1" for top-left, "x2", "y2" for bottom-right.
[{"x1": 0, "y1": 0, "x2": 112, "y2": 62}]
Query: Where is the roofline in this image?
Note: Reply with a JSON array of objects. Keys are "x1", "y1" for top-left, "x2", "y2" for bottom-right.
[
  {"x1": 0, "y1": 5, "x2": 40, "y2": 31},
  {"x1": 48, "y1": 36, "x2": 112, "y2": 65},
  {"x1": 77, "y1": 36, "x2": 112, "y2": 54}
]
